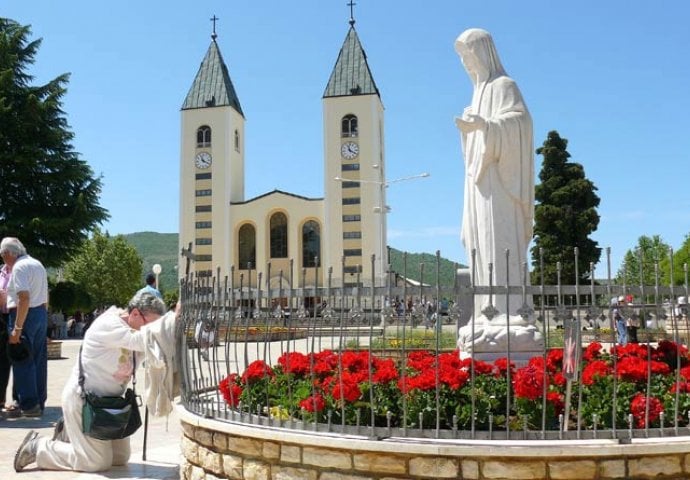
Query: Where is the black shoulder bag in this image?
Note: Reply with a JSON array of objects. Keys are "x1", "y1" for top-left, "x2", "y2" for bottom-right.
[{"x1": 79, "y1": 345, "x2": 142, "y2": 440}]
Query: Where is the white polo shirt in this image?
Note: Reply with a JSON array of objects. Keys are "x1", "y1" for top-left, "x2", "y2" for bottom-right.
[{"x1": 7, "y1": 255, "x2": 48, "y2": 307}]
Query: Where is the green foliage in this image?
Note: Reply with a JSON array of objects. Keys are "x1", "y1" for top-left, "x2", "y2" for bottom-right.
[
  {"x1": 616, "y1": 235, "x2": 672, "y2": 288},
  {"x1": 666, "y1": 234, "x2": 690, "y2": 286},
  {"x1": 124, "y1": 232, "x2": 180, "y2": 294},
  {"x1": 531, "y1": 131, "x2": 601, "y2": 284},
  {"x1": 0, "y1": 18, "x2": 108, "y2": 267},
  {"x1": 63, "y1": 229, "x2": 142, "y2": 307},
  {"x1": 49, "y1": 280, "x2": 91, "y2": 315},
  {"x1": 388, "y1": 248, "x2": 463, "y2": 286}
]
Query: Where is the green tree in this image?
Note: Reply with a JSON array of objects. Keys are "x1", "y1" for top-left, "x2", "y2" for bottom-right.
[
  {"x1": 663, "y1": 234, "x2": 690, "y2": 287},
  {"x1": 0, "y1": 18, "x2": 108, "y2": 267},
  {"x1": 616, "y1": 235, "x2": 671, "y2": 287},
  {"x1": 531, "y1": 131, "x2": 601, "y2": 284},
  {"x1": 49, "y1": 280, "x2": 92, "y2": 315},
  {"x1": 63, "y1": 230, "x2": 142, "y2": 307}
]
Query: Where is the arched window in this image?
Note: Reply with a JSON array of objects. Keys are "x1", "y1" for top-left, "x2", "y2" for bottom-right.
[
  {"x1": 341, "y1": 114, "x2": 358, "y2": 137},
  {"x1": 234, "y1": 129, "x2": 240, "y2": 152},
  {"x1": 270, "y1": 212, "x2": 288, "y2": 258},
  {"x1": 302, "y1": 221, "x2": 321, "y2": 268},
  {"x1": 238, "y1": 224, "x2": 256, "y2": 269},
  {"x1": 197, "y1": 125, "x2": 212, "y2": 147}
]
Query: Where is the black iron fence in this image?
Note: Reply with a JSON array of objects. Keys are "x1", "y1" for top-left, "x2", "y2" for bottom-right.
[{"x1": 177, "y1": 250, "x2": 690, "y2": 440}]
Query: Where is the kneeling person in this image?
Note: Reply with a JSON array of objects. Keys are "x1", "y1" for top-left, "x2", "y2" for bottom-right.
[{"x1": 15, "y1": 291, "x2": 175, "y2": 472}]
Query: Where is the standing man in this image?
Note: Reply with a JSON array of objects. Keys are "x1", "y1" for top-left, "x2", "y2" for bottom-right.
[
  {"x1": 137, "y1": 272, "x2": 162, "y2": 299},
  {"x1": 1, "y1": 237, "x2": 48, "y2": 417}
]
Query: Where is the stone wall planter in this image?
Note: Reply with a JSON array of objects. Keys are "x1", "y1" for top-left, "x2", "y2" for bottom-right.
[{"x1": 178, "y1": 405, "x2": 690, "y2": 480}]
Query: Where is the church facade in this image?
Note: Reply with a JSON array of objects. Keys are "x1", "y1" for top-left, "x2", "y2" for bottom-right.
[{"x1": 178, "y1": 20, "x2": 387, "y2": 293}]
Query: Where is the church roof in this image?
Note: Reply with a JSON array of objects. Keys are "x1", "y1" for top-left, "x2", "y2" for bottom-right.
[
  {"x1": 323, "y1": 25, "x2": 380, "y2": 98},
  {"x1": 182, "y1": 40, "x2": 244, "y2": 116},
  {"x1": 231, "y1": 189, "x2": 323, "y2": 205}
]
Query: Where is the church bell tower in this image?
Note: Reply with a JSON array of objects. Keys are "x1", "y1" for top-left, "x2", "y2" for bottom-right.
[
  {"x1": 179, "y1": 19, "x2": 245, "y2": 279},
  {"x1": 322, "y1": 16, "x2": 386, "y2": 287}
]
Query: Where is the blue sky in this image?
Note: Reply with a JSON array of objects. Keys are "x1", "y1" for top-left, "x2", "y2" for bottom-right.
[{"x1": 5, "y1": 1, "x2": 690, "y2": 277}]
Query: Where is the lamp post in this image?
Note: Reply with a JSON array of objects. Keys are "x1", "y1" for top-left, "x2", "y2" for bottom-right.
[
  {"x1": 334, "y1": 171, "x2": 430, "y2": 283},
  {"x1": 152, "y1": 263, "x2": 162, "y2": 289}
]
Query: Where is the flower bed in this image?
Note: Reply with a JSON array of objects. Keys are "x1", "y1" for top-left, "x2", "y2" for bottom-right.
[
  {"x1": 223, "y1": 326, "x2": 306, "y2": 342},
  {"x1": 218, "y1": 340, "x2": 690, "y2": 431},
  {"x1": 186, "y1": 326, "x2": 306, "y2": 347}
]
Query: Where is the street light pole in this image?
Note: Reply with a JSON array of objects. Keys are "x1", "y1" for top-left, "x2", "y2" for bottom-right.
[
  {"x1": 152, "y1": 263, "x2": 162, "y2": 289},
  {"x1": 334, "y1": 171, "x2": 430, "y2": 284}
]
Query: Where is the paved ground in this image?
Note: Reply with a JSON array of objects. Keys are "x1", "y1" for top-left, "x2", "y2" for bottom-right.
[{"x1": 0, "y1": 339, "x2": 181, "y2": 479}]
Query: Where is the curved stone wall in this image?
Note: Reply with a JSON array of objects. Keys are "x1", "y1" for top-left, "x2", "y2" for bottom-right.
[{"x1": 178, "y1": 406, "x2": 690, "y2": 480}]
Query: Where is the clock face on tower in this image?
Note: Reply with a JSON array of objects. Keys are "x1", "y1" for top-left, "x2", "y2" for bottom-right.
[
  {"x1": 195, "y1": 152, "x2": 212, "y2": 169},
  {"x1": 340, "y1": 141, "x2": 359, "y2": 160}
]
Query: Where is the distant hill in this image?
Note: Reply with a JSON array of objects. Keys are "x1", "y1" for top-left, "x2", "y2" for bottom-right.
[
  {"x1": 123, "y1": 232, "x2": 464, "y2": 289},
  {"x1": 388, "y1": 249, "x2": 464, "y2": 286},
  {"x1": 124, "y1": 232, "x2": 179, "y2": 293}
]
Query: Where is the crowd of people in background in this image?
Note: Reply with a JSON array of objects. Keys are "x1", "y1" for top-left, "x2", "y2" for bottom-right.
[{"x1": 46, "y1": 309, "x2": 98, "y2": 339}]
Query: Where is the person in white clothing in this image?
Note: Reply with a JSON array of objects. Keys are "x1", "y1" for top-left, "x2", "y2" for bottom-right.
[
  {"x1": 14, "y1": 291, "x2": 177, "y2": 473},
  {"x1": 1, "y1": 237, "x2": 49, "y2": 417}
]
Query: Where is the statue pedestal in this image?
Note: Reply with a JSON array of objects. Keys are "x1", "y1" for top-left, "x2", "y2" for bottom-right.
[{"x1": 458, "y1": 314, "x2": 544, "y2": 365}]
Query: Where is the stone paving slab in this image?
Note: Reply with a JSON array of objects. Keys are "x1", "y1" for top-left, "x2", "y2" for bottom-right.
[{"x1": 0, "y1": 339, "x2": 181, "y2": 479}]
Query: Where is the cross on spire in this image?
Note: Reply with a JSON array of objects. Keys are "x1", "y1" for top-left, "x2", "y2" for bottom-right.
[
  {"x1": 210, "y1": 15, "x2": 219, "y2": 40},
  {"x1": 347, "y1": 1, "x2": 356, "y2": 26}
]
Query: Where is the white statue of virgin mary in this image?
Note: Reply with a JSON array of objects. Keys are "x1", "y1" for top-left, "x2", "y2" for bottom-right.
[
  {"x1": 455, "y1": 28, "x2": 534, "y2": 320},
  {"x1": 454, "y1": 28, "x2": 542, "y2": 358}
]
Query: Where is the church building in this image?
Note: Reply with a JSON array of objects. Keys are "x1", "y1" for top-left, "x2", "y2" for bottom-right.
[{"x1": 178, "y1": 16, "x2": 387, "y2": 293}]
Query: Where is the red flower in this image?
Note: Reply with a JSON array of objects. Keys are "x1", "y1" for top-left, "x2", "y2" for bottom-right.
[
  {"x1": 299, "y1": 394, "x2": 325, "y2": 413},
  {"x1": 630, "y1": 393, "x2": 663, "y2": 428},
  {"x1": 547, "y1": 391, "x2": 564, "y2": 416},
  {"x1": 372, "y1": 357, "x2": 398, "y2": 384},
  {"x1": 278, "y1": 351, "x2": 310, "y2": 376},
  {"x1": 650, "y1": 360, "x2": 671, "y2": 376},
  {"x1": 670, "y1": 381, "x2": 690, "y2": 394},
  {"x1": 546, "y1": 348, "x2": 563, "y2": 373},
  {"x1": 437, "y1": 352, "x2": 469, "y2": 390},
  {"x1": 401, "y1": 368, "x2": 437, "y2": 392},
  {"x1": 493, "y1": 357, "x2": 515, "y2": 377},
  {"x1": 616, "y1": 356, "x2": 648, "y2": 383},
  {"x1": 583, "y1": 342, "x2": 603, "y2": 362},
  {"x1": 331, "y1": 371, "x2": 362, "y2": 403},
  {"x1": 313, "y1": 350, "x2": 339, "y2": 376},
  {"x1": 439, "y1": 365, "x2": 470, "y2": 390},
  {"x1": 551, "y1": 371, "x2": 567, "y2": 387},
  {"x1": 582, "y1": 360, "x2": 612, "y2": 386},
  {"x1": 680, "y1": 365, "x2": 690, "y2": 381},
  {"x1": 461, "y1": 358, "x2": 493, "y2": 375},
  {"x1": 513, "y1": 364, "x2": 546, "y2": 400},
  {"x1": 242, "y1": 360, "x2": 274, "y2": 384},
  {"x1": 655, "y1": 340, "x2": 689, "y2": 365},
  {"x1": 616, "y1": 357, "x2": 670, "y2": 383},
  {"x1": 340, "y1": 351, "x2": 371, "y2": 383},
  {"x1": 219, "y1": 373, "x2": 242, "y2": 407},
  {"x1": 406, "y1": 350, "x2": 435, "y2": 372},
  {"x1": 528, "y1": 356, "x2": 545, "y2": 369}
]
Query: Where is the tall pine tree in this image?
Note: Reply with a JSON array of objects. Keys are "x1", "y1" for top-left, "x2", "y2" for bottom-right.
[
  {"x1": 531, "y1": 131, "x2": 601, "y2": 284},
  {"x1": 0, "y1": 18, "x2": 108, "y2": 267}
]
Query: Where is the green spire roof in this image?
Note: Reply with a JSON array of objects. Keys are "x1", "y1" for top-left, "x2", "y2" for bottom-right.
[
  {"x1": 182, "y1": 40, "x2": 244, "y2": 115},
  {"x1": 323, "y1": 26, "x2": 380, "y2": 98}
]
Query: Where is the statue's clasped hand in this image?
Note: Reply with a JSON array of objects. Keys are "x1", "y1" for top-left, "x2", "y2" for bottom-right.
[{"x1": 455, "y1": 108, "x2": 486, "y2": 133}]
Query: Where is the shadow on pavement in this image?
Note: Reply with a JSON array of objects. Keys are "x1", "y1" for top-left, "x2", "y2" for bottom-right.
[{"x1": 0, "y1": 405, "x2": 62, "y2": 429}]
